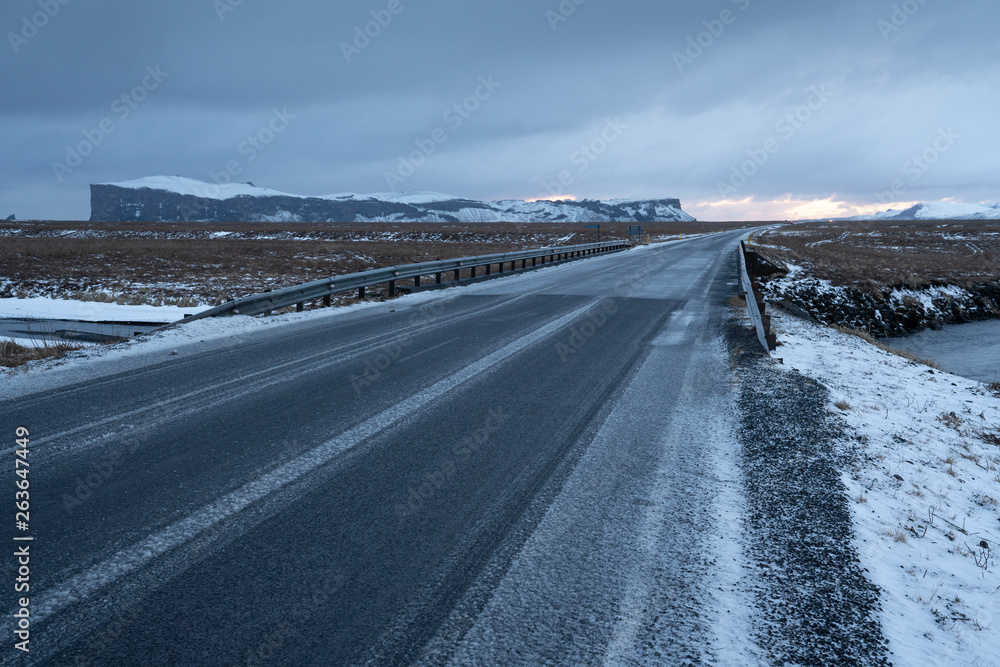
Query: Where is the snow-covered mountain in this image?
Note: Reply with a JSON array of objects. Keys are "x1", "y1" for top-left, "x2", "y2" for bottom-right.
[
  {"x1": 90, "y1": 176, "x2": 696, "y2": 223},
  {"x1": 842, "y1": 201, "x2": 1000, "y2": 221}
]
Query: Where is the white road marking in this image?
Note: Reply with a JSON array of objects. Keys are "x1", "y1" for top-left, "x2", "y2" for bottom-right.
[{"x1": 21, "y1": 301, "x2": 600, "y2": 627}]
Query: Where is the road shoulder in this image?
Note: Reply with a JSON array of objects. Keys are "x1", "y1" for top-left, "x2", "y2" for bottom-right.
[{"x1": 726, "y1": 314, "x2": 891, "y2": 665}]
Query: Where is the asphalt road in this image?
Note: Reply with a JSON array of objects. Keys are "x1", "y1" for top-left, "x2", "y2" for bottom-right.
[{"x1": 2, "y1": 230, "x2": 757, "y2": 665}]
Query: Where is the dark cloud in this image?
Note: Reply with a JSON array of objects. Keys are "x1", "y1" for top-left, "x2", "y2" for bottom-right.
[{"x1": 1, "y1": 0, "x2": 997, "y2": 219}]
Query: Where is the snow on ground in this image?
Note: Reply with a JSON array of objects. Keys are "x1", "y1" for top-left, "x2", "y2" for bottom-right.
[
  {"x1": 771, "y1": 308, "x2": 1000, "y2": 666},
  {"x1": 0, "y1": 297, "x2": 205, "y2": 322}
]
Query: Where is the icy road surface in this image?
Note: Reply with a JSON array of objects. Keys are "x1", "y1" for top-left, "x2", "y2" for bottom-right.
[{"x1": 0, "y1": 231, "x2": 885, "y2": 665}]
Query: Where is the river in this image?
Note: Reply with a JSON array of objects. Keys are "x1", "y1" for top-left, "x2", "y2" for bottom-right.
[{"x1": 887, "y1": 319, "x2": 1000, "y2": 384}]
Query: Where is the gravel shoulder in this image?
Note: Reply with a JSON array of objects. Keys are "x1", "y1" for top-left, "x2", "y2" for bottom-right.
[
  {"x1": 726, "y1": 316, "x2": 890, "y2": 665},
  {"x1": 768, "y1": 307, "x2": 1000, "y2": 666}
]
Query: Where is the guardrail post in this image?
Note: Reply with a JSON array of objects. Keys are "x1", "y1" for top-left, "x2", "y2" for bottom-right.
[
  {"x1": 454, "y1": 269, "x2": 461, "y2": 282},
  {"x1": 359, "y1": 286, "x2": 366, "y2": 300},
  {"x1": 323, "y1": 295, "x2": 331, "y2": 307},
  {"x1": 471, "y1": 266, "x2": 477, "y2": 278},
  {"x1": 414, "y1": 276, "x2": 422, "y2": 288},
  {"x1": 387, "y1": 280, "x2": 396, "y2": 297},
  {"x1": 296, "y1": 302, "x2": 304, "y2": 312},
  {"x1": 485, "y1": 264, "x2": 491, "y2": 276},
  {"x1": 436, "y1": 272, "x2": 442, "y2": 284}
]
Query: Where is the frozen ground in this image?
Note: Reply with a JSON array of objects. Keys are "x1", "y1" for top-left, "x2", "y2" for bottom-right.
[{"x1": 770, "y1": 308, "x2": 1000, "y2": 666}]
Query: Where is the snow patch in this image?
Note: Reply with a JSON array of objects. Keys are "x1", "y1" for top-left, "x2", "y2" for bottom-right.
[
  {"x1": 0, "y1": 297, "x2": 204, "y2": 323},
  {"x1": 772, "y1": 309, "x2": 1000, "y2": 665}
]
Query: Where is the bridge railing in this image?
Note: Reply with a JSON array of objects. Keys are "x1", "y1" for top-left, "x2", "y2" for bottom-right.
[
  {"x1": 156, "y1": 240, "x2": 632, "y2": 330},
  {"x1": 739, "y1": 240, "x2": 777, "y2": 354}
]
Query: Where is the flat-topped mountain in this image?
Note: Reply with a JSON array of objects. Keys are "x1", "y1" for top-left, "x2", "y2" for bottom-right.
[{"x1": 90, "y1": 176, "x2": 696, "y2": 223}]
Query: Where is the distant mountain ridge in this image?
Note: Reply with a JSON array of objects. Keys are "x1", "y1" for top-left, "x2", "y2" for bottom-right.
[
  {"x1": 90, "y1": 176, "x2": 696, "y2": 223},
  {"x1": 839, "y1": 201, "x2": 1000, "y2": 221}
]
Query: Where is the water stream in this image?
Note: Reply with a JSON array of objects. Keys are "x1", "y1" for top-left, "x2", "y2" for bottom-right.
[{"x1": 887, "y1": 319, "x2": 1000, "y2": 384}]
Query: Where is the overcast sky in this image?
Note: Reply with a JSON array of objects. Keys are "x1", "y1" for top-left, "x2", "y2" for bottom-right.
[{"x1": 2, "y1": 0, "x2": 998, "y2": 221}]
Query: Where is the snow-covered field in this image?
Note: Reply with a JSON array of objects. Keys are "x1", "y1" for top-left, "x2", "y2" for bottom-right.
[
  {"x1": 772, "y1": 308, "x2": 1000, "y2": 665},
  {"x1": 0, "y1": 296, "x2": 203, "y2": 323}
]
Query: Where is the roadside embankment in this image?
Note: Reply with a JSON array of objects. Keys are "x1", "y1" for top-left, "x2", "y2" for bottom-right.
[
  {"x1": 766, "y1": 307, "x2": 1000, "y2": 665},
  {"x1": 749, "y1": 220, "x2": 1000, "y2": 336},
  {"x1": 728, "y1": 296, "x2": 1000, "y2": 665},
  {"x1": 761, "y1": 268, "x2": 1000, "y2": 336}
]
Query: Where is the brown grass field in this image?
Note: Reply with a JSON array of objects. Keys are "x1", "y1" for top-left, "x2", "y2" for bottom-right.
[
  {"x1": 750, "y1": 220, "x2": 1000, "y2": 291},
  {"x1": 0, "y1": 219, "x2": 755, "y2": 305}
]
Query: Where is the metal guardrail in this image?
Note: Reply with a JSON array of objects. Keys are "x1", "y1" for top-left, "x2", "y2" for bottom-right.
[
  {"x1": 739, "y1": 240, "x2": 777, "y2": 354},
  {"x1": 156, "y1": 240, "x2": 631, "y2": 330}
]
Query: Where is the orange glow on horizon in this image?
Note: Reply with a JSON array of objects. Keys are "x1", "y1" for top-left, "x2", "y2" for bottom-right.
[
  {"x1": 686, "y1": 196, "x2": 922, "y2": 222},
  {"x1": 526, "y1": 195, "x2": 577, "y2": 202}
]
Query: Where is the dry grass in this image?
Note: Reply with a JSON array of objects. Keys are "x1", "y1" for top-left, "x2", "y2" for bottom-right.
[
  {"x1": 0, "y1": 220, "x2": 755, "y2": 305},
  {"x1": 727, "y1": 293, "x2": 746, "y2": 309},
  {"x1": 0, "y1": 339, "x2": 82, "y2": 368},
  {"x1": 750, "y1": 220, "x2": 1000, "y2": 292},
  {"x1": 974, "y1": 494, "x2": 998, "y2": 508},
  {"x1": 885, "y1": 529, "x2": 909, "y2": 544},
  {"x1": 834, "y1": 400, "x2": 853, "y2": 411}
]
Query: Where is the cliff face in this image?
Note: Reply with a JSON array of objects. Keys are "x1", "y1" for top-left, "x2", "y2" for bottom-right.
[
  {"x1": 88, "y1": 184, "x2": 492, "y2": 223},
  {"x1": 89, "y1": 178, "x2": 696, "y2": 223}
]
